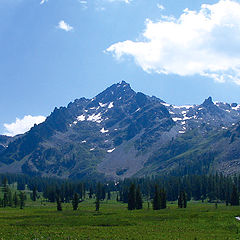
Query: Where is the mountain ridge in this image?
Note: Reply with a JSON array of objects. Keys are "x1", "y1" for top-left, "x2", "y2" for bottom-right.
[{"x1": 1, "y1": 81, "x2": 240, "y2": 180}]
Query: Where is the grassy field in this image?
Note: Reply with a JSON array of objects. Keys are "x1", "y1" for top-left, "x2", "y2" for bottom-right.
[{"x1": 0, "y1": 198, "x2": 240, "y2": 240}]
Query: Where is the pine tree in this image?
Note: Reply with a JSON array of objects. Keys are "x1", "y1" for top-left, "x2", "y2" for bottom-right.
[
  {"x1": 128, "y1": 183, "x2": 136, "y2": 210},
  {"x1": 32, "y1": 186, "x2": 37, "y2": 201},
  {"x1": 107, "y1": 190, "x2": 111, "y2": 200},
  {"x1": 72, "y1": 193, "x2": 79, "y2": 211},
  {"x1": 3, "y1": 192, "x2": 8, "y2": 208},
  {"x1": 101, "y1": 186, "x2": 106, "y2": 201},
  {"x1": 2, "y1": 177, "x2": 8, "y2": 207},
  {"x1": 153, "y1": 185, "x2": 161, "y2": 210},
  {"x1": 183, "y1": 191, "x2": 187, "y2": 208},
  {"x1": 178, "y1": 192, "x2": 183, "y2": 208},
  {"x1": 95, "y1": 183, "x2": 101, "y2": 211},
  {"x1": 230, "y1": 185, "x2": 239, "y2": 206},
  {"x1": 96, "y1": 182, "x2": 101, "y2": 200},
  {"x1": 19, "y1": 191, "x2": 25, "y2": 209},
  {"x1": 95, "y1": 197, "x2": 100, "y2": 211},
  {"x1": 136, "y1": 186, "x2": 143, "y2": 210},
  {"x1": 178, "y1": 191, "x2": 187, "y2": 208},
  {"x1": 160, "y1": 189, "x2": 166, "y2": 209},
  {"x1": 89, "y1": 187, "x2": 93, "y2": 199},
  {"x1": 8, "y1": 190, "x2": 13, "y2": 207},
  {"x1": 56, "y1": 196, "x2": 62, "y2": 211},
  {"x1": 13, "y1": 192, "x2": 19, "y2": 208}
]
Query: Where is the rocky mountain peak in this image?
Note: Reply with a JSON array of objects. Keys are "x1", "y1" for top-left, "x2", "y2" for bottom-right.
[
  {"x1": 92, "y1": 81, "x2": 135, "y2": 105},
  {"x1": 202, "y1": 96, "x2": 214, "y2": 107}
]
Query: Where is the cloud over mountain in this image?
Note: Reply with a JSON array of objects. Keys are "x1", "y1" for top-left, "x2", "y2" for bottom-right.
[
  {"x1": 107, "y1": 0, "x2": 240, "y2": 85},
  {"x1": 3, "y1": 115, "x2": 46, "y2": 137}
]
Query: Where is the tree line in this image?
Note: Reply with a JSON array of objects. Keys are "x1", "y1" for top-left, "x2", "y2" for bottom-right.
[{"x1": 0, "y1": 173, "x2": 240, "y2": 211}]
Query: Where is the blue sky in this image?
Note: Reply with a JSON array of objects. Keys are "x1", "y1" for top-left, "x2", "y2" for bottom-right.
[{"x1": 1, "y1": 0, "x2": 240, "y2": 136}]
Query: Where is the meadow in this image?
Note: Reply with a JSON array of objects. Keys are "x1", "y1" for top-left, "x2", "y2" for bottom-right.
[{"x1": 0, "y1": 197, "x2": 239, "y2": 240}]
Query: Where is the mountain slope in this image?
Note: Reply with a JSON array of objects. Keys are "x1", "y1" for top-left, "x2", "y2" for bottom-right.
[{"x1": 1, "y1": 81, "x2": 240, "y2": 179}]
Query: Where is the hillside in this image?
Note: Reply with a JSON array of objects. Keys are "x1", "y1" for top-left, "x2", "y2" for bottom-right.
[{"x1": 0, "y1": 81, "x2": 240, "y2": 179}]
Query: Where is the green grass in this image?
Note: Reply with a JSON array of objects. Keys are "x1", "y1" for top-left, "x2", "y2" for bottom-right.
[{"x1": 0, "y1": 199, "x2": 240, "y2": 239}]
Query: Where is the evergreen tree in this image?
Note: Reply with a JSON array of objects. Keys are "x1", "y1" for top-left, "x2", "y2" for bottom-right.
[
  {"x1": 89, "y1": 186, "x2": 93, "y2": 199},
  {"x1": 95, "y1": 183, "x2": 101, "y2": 211},
  {"x1": 32, "y1": 186, "x2": 37, "y2": 201},
  {"x1": 107, "y1": 190, "x2": 111, "y2": 200},
  {"x1": 72, "y1": 193, "x2": 79, "y2": 211},
  {"x1": 178, "y1": 192, "x2": 183, "y2": 208},
  {"x1": 183, "y1": 191, "x2": 187, "y2": 208},
  {"x1": 3, "y1": 192, "x2": 8, "y2": 208},
  {"x1": 178, "y1": 191, "x2": 187, "y2": 208},
  {"x1": 230, "y1": 185, "x2": 239, "y2": 206},
  {"x1": 8, "y1": 190, "x2": 13, "y2": 207},
  {"x1": 136, "y1": 186, "x2": 143, "y2": 210},
  {"x1": 160, "y1": 189, "x2": 166, "y2": 209},
  {"x1": 128, "y1": 183, "x2": 136, "y2": 210},
  {"x1": 19, "y1": 191, "x2": 25, "y2": 209},
  {"x1": 153, "y1": 185, "x2": 161, "y2": 210},
  {"x1": 116, "y1": 194, "x2": 119, "y2": 202},
  {"x1": 2, "y1": 177, "x2": 9, "y2": 207},
  {"x1": 101, "y1": 186, "x2": 106, "y2": 201},
  {"x1": 13, "y1": 192, "x2": 19, "y2": 208},
  {"x1": 56, "y1": 196, "x2": 62, "y2": 211},
  {"x1": 96, "y1": 182, "x2": 101, "y2": 200},
  {"x1": 95, "y1": 197, "x2": 100, "y2": 211}
]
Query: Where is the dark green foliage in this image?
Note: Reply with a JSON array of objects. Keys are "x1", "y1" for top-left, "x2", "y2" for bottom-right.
[
  {"x1": 101, "y1": 185, "x2": 106, "y2": 201},
  {"x1": 13, "y1": 192, "x2": 19, "y2": 208},
  {"x1": 160, "y1": 189, "x2": 167, "y2": 209},
  {"x1": 72, "y1": 193, "x2": 79, "y2": 211},
  {"x1": 95, "y1": 183, "x2": 101, "y2": 211},
  {"x1": 2, "y1": 177, "x2": 12, "y2": 207},
  {"x1": 136, "y1": 186, "x2": 143, "y2": 210},
  {"x1": 89, "y1": 186, "x2": 93, "y2": 199},
  {"x1": 56, "y1": 196, "x2": 62, "y2": 211},
  {"x1": 178, "y1": 191, "x2": 187, "y2": 208},
  {"x1": 183, "y1": 192, "x2": 187, "y2": 208},
  {"x1": 230, "y1": 185, "x2": 239, "y2": 206},
  {"x1": 107, "y1": 190, "x2": 111, "y2": 200},
  {"x1": 32, "y1": 186, "x2": 37, "y2": 201},
  {"x1": 19, "y1": 191, "x2": 25, "y2": 209},
  {"x1": 128, "y1": 183, "x2": 136, "y2": 210},
  {"x1": 95, "y1": 197, "x2": 100, "y2": 211},
  {"x1": 153, "y1": 185, "x2": 160, "y2": 210}
]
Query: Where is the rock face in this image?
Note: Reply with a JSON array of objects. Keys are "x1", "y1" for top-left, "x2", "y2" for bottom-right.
[
  {"x1": 0, "y1": 135, "x2": 14, "y2": 154},
  {"x1": 1, "y1": 81, "x2": 240, "y2": 179}
]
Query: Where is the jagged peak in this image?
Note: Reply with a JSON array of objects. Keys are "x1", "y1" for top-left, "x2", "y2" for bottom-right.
[
  {"x1": 93, "y1": 81, "x2": 135, "y2": 104},
  {"x1": 202, "y1": 96, "x2": 214, "y2": 107}
]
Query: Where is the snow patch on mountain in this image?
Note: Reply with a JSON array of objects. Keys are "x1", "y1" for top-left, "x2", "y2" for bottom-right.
[
  {"x1": 107, "y1": 148, "x2": 115, "y2": 153},
  {"x1": 87, "y1": 113, "x2": 102, "y2": 123},
  {"x1": 99, "y1": 102, "x2": 107, "y2": 108},
  {"x1": 100, "y1": 128, "x2": 109, "y2": 133},
  {"x1": 108, "y1": 102, "x2": 114, "y2": 109},
  {"x1": 77, "y1": 115, "x2": 85, "y2": 121}
]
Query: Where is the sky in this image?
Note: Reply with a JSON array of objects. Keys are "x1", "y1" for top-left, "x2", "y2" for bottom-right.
[{"x1": 1, "y1": 0, "x2": 240, "y2": 136}]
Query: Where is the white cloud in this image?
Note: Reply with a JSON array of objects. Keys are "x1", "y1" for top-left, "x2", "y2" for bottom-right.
[
  {"x1": 40, "y1": 0, "x2": 48, "y2": 5},
  {"x1": 157, "y1": 3, "x2": 165, "y2": 10},
  {"x1": 3, "y1": 115, "x2": 46, "y2": 137},
  {"x1": 57, "y1": 20, "x2": 73, "y2": 32},
  {"x1": 78, "y1": 0, "x2": 88, "y2": 9},
  {"x1": 107, "y1": 0, "x2": 131, "y2": 3},
  {"x1": 107, "y1": 0, "x2": 240, "y2": 85}
]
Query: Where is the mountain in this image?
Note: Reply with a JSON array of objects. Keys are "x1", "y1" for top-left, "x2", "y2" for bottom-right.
[
  {"x1": 0, "y1": 81, "x2": 240, "y2": 180},
  {"x1": 0, "y1": 135, "x2": 14, "y2": 154}
]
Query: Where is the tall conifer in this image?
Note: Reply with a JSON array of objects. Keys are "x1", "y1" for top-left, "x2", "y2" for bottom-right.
[{"x1": 128, "y1": 183, "x2": 136, "y2": 210}]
